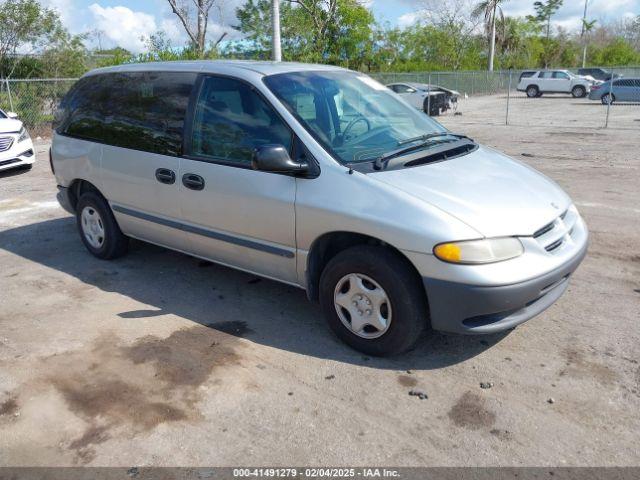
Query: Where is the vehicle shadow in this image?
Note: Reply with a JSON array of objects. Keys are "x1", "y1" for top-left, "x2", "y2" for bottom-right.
[{"x1": 0, "y1": 216, "x2": 510, "y2": 370}]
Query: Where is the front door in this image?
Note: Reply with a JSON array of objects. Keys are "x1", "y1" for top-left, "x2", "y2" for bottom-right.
[
  {"x1": 551, "y1": 71, "x2": 572, "y2": 92},
  {"x1": 179, "y1": 75, "x2": 298, "y2": 284}
]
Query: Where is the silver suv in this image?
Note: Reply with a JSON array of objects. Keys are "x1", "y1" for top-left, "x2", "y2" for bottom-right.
[
  {"x1": 517, "y1": 69, "x2": 592, "y2": 98},
  {"x1": 52, "y1": 61, "x2": 588, "y2": 355}
]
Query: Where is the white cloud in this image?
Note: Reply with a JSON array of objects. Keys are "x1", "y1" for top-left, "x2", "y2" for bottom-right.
[
  {"x1": 397, "y1": 10, "x2": 428, "y2": 28},
  {"x1": 88, "y1": 4, "x2": 159, "y2": 53}
]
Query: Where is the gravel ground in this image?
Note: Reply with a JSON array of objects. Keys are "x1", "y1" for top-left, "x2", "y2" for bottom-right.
[{"x1": 0, "y1": 95, "x2": 639, "y2": 467}]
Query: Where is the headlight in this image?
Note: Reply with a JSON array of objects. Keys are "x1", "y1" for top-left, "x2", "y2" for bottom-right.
[
  {"x1": 433, "y1": 238, "x2": 524, "y2": 264},
  {"x1": 18, "y1": 126, "x2": 30, "y2": 143}
]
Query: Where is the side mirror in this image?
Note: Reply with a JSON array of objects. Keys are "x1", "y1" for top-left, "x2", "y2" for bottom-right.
[
  {"x1": 252, "y1": 144, "x2": 308, "y2": 175},
  {"x1": 7, "y1": 111, "x2": 18, "y2": 119}
]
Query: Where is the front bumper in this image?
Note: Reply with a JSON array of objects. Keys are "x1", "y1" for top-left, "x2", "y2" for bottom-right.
[
  {"x1": 0, "y1": 133, "x2": 36, "y2": 171},
  {"x1": 422, "y1": 233, "x2": 588, "y2": 334},
  {"x1": 56, "y1": 186, "x2": 75, "y2": 214}
]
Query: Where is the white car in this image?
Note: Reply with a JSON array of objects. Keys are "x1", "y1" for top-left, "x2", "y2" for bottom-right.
[
  {"x1": 0, "y1": 109, "x2": 35, "y2": 172},
  {"x1": 517, "y1": 70, "x2": 592, "y2": 98}
]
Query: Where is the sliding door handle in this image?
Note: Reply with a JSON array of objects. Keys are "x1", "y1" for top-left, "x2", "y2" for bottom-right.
[
  {"x1": 182, "y1": 173, "x2": 205, "y2": 191},
  {"x1": 155, "y1": 168, "x2": 176, "y2": 184}
]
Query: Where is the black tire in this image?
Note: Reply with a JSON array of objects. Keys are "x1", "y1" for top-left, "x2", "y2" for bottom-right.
[
  {"x1": 319, "y1": 245, "x2": 428, "y2": 356},
  {"x1": 571, "y1": 85, "x2": 586, "y2": 98},
  {"x1": 601, "y1": 93, "x2": 614, "y2": 105},
  {"x1": 423, "y1": 99, "x2": 439, "y2": 116},
  {"x1": 526, "y1": 85, "x2": 539, "y2": 98},
  {"x1": 76, "y1": 191, "x2": 128, "y2": 260}
]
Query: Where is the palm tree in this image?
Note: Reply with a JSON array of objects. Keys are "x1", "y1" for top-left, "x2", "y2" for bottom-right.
[{"x1": 473, "y1": 0, "x2": 508, "y2": 71}]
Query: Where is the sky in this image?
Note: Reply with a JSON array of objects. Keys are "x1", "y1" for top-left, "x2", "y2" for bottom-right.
[{"x1": 38, "y1": 0, "x2": 640, "y2": 53}]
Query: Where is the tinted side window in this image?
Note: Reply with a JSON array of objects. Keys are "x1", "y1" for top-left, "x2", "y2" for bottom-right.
[
  {"x1": 539, "y1": 71, "x2": 553, "y2": 78},
  {"x1": 61, "y1": 72, "x2": 196, "y2": 157},
  {"x1": 519, "y1": 71, "x2": 535, "y2": 80},
  {"x1": 53, "y1": 77, "x2": 102, "y2": 134},
  {"x1": 190, "y1": 76, "x2": 292, "y2": 166},
  {"x1": 552, "y1": 71, "x2": 569, "y2": 79}
]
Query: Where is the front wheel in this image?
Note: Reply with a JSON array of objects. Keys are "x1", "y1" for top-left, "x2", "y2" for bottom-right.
[
  {"x1": 319, "y1": 246, "x2": 428, "y2": 356},
  {"x1": 76, "y1": 191, "x2": 129, "y2": 259},
  {"x1": 423, "y1": 99, "x2": 439, "y2": 116}
]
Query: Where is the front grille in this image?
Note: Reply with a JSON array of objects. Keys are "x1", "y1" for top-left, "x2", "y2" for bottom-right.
[
  {"x1": 0, "y1": 136, "x2": 14, "y2": 152},
  {"x1": 533, "y1": 209, "x2": 578, "y2": 254}
]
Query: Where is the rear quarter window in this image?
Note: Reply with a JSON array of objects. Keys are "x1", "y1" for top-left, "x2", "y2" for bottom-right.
[{"x1": 58, "y1": 71, "x2": 197, "y2": 157}]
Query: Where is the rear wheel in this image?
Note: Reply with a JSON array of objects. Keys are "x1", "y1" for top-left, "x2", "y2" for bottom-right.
[
  {"x1": 76, "y1": 191, "x2": 128, "y2": 260},
  {"x1": 526, "y1": 85, "x2": 539, "y2": 98},
  {"x1": 319, "y1": 246, "x2": 428, "y2": 356},
  {"x1": 601, "y1": 93, "x2": 615, "y2": 105},
  {"x1": 571, "y1": 85, "x2": 586, "y2": 98}
]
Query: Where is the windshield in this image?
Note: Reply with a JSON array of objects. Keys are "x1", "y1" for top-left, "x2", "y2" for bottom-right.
[
  {"x1": 0, "y1": 110, "x2": 6, "y2": 119},
  {"x1": 264, "y1": 71, "x2": 446, "y2": 164}
]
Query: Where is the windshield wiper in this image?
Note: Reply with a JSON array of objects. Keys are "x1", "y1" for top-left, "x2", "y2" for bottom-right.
[
  {"x1": 398, "y1": 132, "x2": 471, "y2": 145},
  {"x1": 373, "y1": 132, "x2": 473, "y2": 170}
]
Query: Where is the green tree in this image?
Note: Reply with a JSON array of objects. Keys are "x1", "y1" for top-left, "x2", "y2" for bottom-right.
[
  {"x1": 39, "y1": 30, "x2": 89, "y2": 78},
  {"x1": 0, "y1": 0, "x2": 63, "y2": 77},
  {"x1": 588, "y1": 37, "x2": 640, "y2": 66},
  {"x1": 233, "y1": 0, "x2": 374, "y2": 67},
  {"x1": 472, "y1": 0, "x2": 509, "y2": 71},
  {"x1": 95, "y1": 47, "x2": 134, "y2": 68},
  {"x1": 528, "y1": 0, "x2": 563, "y2": 67}
]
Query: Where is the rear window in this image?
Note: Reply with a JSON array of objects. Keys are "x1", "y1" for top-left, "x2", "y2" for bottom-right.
[
  {"x1": 519, "y1": 71, "x2": 535, "y2": 80},
  {"x1": 56, "y1": 71, "x2": 197, "y2": 157}
]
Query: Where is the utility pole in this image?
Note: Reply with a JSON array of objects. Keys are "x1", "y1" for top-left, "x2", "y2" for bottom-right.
[
  {"x1": 580, "y1": 0, "x2": 588, "y2": 68},
  {"x1": 272, "y1": 0, "x2": 282, "y2": 62}
]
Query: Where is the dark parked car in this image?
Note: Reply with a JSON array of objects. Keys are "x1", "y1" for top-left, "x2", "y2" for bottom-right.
[{"x1": 577, "y1": 68, "x2": 620, "y2": 82}]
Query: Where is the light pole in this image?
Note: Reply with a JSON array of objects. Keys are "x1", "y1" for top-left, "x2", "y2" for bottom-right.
[{"x1": 272, "y1": 0, "x2": 282, "y2": 62}]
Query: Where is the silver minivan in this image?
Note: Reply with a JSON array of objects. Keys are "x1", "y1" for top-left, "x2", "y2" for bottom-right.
[{"x1": 52, "y1": 61, "x2": 588, "y2": 355}]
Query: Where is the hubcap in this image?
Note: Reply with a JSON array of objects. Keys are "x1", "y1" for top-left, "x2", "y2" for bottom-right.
[
  {"x1": 81, "y1": 206, "x2": 105, "y2": 249},
  {"x1": 333, "y1": 273, "x2": 392, "y2": 339}
]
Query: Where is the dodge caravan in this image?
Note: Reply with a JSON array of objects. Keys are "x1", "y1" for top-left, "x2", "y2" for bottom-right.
[{"x1": 52, "y1": 61, "x2": 588, "y2": 355}]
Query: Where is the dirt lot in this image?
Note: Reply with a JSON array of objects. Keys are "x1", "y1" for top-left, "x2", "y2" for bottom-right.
[{"x1": 0, "y1": 95, "x2": 639, "y2": 467}]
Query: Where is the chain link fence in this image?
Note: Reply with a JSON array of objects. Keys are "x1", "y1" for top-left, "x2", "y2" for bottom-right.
[
  {"x1": 0, "y1": 78, "x2": 77, "y2": 136},
  {"x1": 370, "y1": 67, "x2": 640, "y2": 130},
  {"x1": 1, "y1": 66, "x2": 639, "y2": 135}
]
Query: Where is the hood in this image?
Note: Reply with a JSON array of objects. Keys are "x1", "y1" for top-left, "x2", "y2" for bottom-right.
[
  {"x1": 0, "y1": 118, "x2": 23, "y2": 134},
  {"x1": 371, "y1": 146, "x2": 571, "y2": 238}
]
